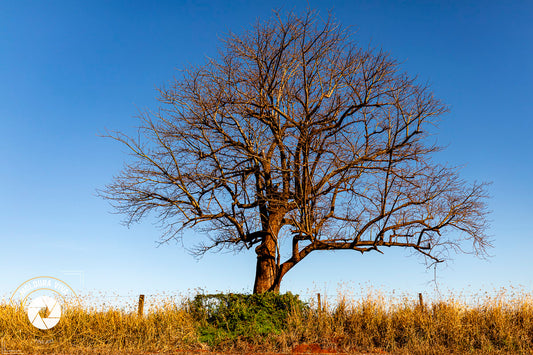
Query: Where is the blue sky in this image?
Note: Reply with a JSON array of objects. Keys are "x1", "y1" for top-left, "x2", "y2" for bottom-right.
[{"x1": 1, "y1": 0, "x2": 532, "y2": 303}]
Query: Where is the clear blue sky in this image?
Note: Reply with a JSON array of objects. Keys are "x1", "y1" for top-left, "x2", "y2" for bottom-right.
[{"x1": 1, "y1": 0, "x2": 532, "y2": 303}]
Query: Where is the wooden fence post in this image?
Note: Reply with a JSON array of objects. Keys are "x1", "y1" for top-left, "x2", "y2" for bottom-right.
[
  {"x1": 138, "y1": 294, "x2": 145, "y2": 316},
  {"x1": 418, "y1": 292, "x2": 424, "y2": 309},
  {"x1": 317, "y1": 293, "x2": 321, "y2": 312}
]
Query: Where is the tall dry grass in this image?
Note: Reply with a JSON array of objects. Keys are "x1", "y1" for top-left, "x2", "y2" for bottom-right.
[
  {"x1": 0, "y1": 298, "x2": 198, "y2": 354},
  {"x1": 1, "y1": 289, "x2": 532, "y2": 354},
  {"x1": 281, "y1": 289, "x2": 533, "y2": 354}
]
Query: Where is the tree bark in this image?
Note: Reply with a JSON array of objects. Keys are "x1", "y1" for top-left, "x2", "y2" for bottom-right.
[{"x1": 253, "y1": 234, "x2": 280, "y2": 293}]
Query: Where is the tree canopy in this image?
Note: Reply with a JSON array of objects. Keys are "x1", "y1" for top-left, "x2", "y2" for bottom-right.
[{"x1": 102, "y1": 10, "x2": 491, "y2": 293}]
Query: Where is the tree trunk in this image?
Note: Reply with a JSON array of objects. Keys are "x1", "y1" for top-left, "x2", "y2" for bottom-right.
[{"x1": 253, "y1": 233, "x2": 280, "y2": 293}]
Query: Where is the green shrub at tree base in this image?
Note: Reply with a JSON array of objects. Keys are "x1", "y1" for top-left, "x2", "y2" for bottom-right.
[{"x1": 188, "y1": 292, "x2": 307, "y2": 346}]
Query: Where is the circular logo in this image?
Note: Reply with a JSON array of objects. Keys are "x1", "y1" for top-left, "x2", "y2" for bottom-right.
[
  {"x1": 10, "y1": 276, "x2": 79, "y2": 334},
  {"x1": 27, "y1": 296, "x2": 62, "y2": 330}
]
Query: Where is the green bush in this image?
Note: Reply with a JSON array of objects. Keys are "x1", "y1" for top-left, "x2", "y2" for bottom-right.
[{"x1": 188, "y1": 292, "x2": 307, "y2": 347}]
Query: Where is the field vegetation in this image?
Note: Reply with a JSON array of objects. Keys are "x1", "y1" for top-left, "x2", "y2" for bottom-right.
[{"x1": 1, "y1": 289, "x2": 532, "y2": 354}]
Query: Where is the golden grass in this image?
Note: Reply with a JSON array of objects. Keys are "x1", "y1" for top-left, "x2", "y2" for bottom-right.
[
  {"x1": 0, "y1": 298, "x2": 198, "y2": 354},
  {"x1": 1, "y1": 289, "x2": 532, "y2": 354},
  {"x1": 283, "y1": 289, "x2": 533, "y2": 354}
]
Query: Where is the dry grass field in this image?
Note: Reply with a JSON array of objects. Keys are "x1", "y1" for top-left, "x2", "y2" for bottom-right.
[{"x1": 1, "y1": 289, "x2": 532, "y2": 354}]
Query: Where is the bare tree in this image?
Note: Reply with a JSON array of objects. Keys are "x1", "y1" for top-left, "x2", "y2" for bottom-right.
[{"x1": 101, "y1": 10, "x2": 491, "y2": 293}]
